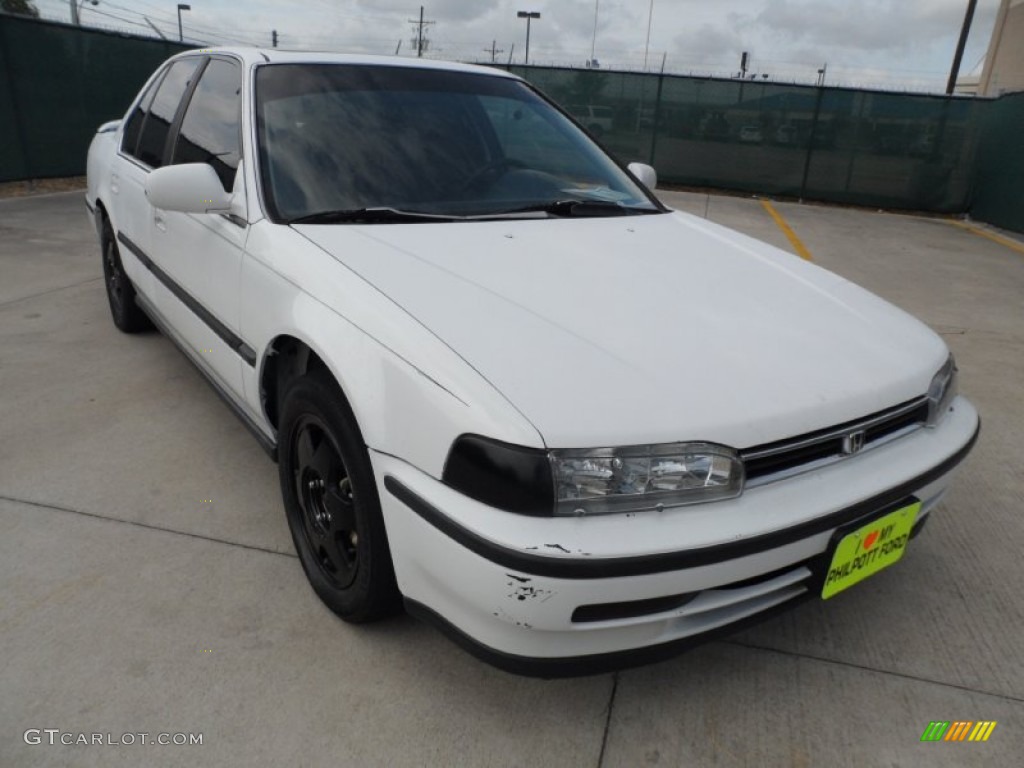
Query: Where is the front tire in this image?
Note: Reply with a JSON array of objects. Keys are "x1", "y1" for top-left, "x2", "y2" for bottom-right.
[
  {"x1": 278, "y1": 369, "x2": 399, "y2": 623},
  {"x1": 100, "y1": 217, "x2": 152, "y2": 333}
]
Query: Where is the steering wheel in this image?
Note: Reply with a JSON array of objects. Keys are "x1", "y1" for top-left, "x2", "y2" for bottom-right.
[{"x1": 458, "y1": 158, "x2": 528, "y2": 194}]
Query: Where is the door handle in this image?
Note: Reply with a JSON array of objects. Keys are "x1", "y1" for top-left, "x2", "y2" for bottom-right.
[{"x1": 154, "y1": 212, "x2": 166, "y2": 232}]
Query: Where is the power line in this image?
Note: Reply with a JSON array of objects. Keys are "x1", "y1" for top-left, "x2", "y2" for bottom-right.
[{"x1": 99, "y1": 0, "x2": 261, "y2": 43}]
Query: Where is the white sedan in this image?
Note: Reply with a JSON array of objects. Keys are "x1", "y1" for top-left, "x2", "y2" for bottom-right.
[{"x1": 86, "y1": 48, "x2": 978, "y2": 676}]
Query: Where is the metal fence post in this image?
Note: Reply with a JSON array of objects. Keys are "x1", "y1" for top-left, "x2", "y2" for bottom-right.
[
  {"x1": 799, "y1": 84, "x2": 826, "y2": 201},
  {"x1": 647, "y1": 71, "x2": 665, "y2": 167}
]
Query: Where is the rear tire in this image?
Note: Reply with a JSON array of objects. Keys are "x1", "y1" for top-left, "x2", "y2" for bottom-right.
[
  {"x1": 278, "y1": 369, "x2": 400, "y2": 623},
  {"x1": 100, "y1": 217, "x2": 152, "y2": 333}
]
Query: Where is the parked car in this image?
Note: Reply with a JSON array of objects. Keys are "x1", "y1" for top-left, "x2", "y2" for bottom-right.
[
  {"x1": 568, "y1": 104, "x2": 615, "y2": 136},
  {"x1": 699, "y1": 111, "x2": 731, "y2": 141},
  {"x1": 738, "y1": 125, "x2": 763, "y2": 144},
  {"x1": 774, "y1": 124, "x2": 798, "y2": 145},
  {"x1": 909, "y1": 133, "x2": 937, "y2": 157},
  {"x1": 87, "y1": 48, "x2": 978, "y2": 677}
]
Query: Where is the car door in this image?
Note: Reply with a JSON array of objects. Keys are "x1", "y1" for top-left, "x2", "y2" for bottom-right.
[
  {"x1": 110, "y1": 58, "x2": 201, "y2": 302},
  {"x1": 149, "y1": 56, "x2": 249, "y2": 399}
]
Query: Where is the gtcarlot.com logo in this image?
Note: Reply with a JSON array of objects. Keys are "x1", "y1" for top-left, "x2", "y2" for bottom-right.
[
  {"x1": 24, "y1": 729, "x2": 203, "y2": 746},
  {"x1": 920, "y1": 721, "x2": 997, "y2": 742}
]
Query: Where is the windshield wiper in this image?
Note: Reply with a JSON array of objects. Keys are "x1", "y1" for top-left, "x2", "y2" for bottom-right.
[
  {"x1": 486, "y1": 200, "x2": 662, "y2": 218},
  {"x1": 288, "y1": 207, "x2": 455, "y2": 225}
]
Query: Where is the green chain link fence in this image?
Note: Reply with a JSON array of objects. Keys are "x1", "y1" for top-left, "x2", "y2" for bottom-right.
[
  {"x1": 509, "y1": 65, "x2": 986, "y2": 215},
  {"x1": 0, "y1": 14, "x2": 190, "y2": 182},
  {"x1": 969, "y1": 91, "x2": 1024, "y2": 234},
  {"x1": 1, "y1": 14, "x2": 1020, "y2": 234}
]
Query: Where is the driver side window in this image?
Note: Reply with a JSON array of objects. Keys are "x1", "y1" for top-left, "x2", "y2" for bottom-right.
[{"x1": 172, "y1": 59, "x2": 243, "y2": 192}]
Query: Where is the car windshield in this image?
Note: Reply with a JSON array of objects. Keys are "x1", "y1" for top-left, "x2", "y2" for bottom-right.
[{"x1": 254, "y1": 63, "x2": 660, "y2": 222}]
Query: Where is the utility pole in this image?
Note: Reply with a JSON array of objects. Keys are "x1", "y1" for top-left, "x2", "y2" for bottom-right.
[
  {"x1": 484, "y1": 40, "x2": 504, "y2": 63},
  {"x1": 740, "y1": 51, "x2": 749, "y2": 78},
  {"x1": 272, "y1": 30, "x2": 278, "y2": 48},
  {"x1": 946, "y1": 0, "x2": 978, "y2": 94},
  {"x1": 409, "y1": 6, "x2": 435, "y2": 58},
  {"x1": 816, "y1": 63, "x2": 827, "y2": 86},
  {"x1": 590, "y1": 0, "x2": 599, "y2": 65}
]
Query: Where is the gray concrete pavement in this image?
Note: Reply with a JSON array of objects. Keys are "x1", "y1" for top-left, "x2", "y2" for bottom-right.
[{"x1": 2, "y1": 190, "x2": 1022, "y2": 766}]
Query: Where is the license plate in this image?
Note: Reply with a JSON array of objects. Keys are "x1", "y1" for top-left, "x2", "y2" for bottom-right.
[{"x1": 821, "y1": 501, "x2": 920, "y2": 599}]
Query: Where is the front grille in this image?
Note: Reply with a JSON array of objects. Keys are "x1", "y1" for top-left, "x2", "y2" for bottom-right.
[{"x1": 742, "y1": 397, "x2": 929, "y2": 486}]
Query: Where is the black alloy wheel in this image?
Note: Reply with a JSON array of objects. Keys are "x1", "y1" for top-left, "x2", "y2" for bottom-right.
[
  {"x1": 278, "y1": 369, "x2": 400, "y2": 622},
  {"x1": 100, "y1": 217, "x2": 152, "y2": 333},
  {"x1": 291, "y1": 415, "x2": 360, "y2": 590}
]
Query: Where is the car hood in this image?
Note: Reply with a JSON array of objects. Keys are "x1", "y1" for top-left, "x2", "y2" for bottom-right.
[{"x1": 294, "y1": 211, "x2": 947, "y2": 449}]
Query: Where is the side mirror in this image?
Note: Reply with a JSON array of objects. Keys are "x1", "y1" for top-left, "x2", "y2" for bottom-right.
[
  {"x1": 146, "y1": 163, "x2": 232, "y2": 213},
  {"x1": 627, "y1": 162, "x2": 657, "y2": 191}
]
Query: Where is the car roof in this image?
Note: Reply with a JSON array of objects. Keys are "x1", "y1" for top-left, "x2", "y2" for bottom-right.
[{"x1": 170, "y1": 46, "x2": 522, "y2": 81}]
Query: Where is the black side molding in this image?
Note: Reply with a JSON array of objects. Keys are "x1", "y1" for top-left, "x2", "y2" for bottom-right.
[
  {"x1": 116, "y1": 231, "x2": 257, "y2": 367},
  {"x1": 405, "y1": 592, "x2": 811, "y2": 678},
  {"x1": 385, "y1": 418, "x2": 979, "y2": 580},
  {"x1": 133, "y1": 291, "x2": 277, "y2": 461}
]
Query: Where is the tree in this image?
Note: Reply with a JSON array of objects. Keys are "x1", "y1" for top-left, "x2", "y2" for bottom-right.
[{"x1": 1, "y1": 0, "x2": 41, "y2": 18}]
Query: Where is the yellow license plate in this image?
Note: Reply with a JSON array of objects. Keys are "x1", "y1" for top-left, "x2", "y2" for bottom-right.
[{"x1": 822, "y1": 501, "x2": 920, "y2": 599}]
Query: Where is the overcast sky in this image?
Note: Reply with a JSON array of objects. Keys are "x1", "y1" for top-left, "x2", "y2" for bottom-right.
[{"x1": 40, "y1": 0, "x2": 1003, "y2": 91}]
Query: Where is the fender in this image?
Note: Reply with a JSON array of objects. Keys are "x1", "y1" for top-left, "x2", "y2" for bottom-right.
[{"x1": 239, "y1": 220, "x2": 544, "y2": 479}]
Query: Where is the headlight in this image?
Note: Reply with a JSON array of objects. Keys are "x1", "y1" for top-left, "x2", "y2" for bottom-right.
[
  {"x1": 551, "y1": 443, "x2": 744, "y2": 516},
  {"x1": 926, "y1": 355, "x2": 958, "y2": 427},
  {"x1": 442, "y1": 436, "x2": 744, "y2": 517}
]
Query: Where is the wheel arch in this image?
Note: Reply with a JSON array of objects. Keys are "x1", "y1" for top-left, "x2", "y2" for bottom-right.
[
  {"x1": 94, "y1": 197, "x2": 110, "y2": 232},
  {"x1": 260, "y1": 333, "x2": 340, "y2": 434}
]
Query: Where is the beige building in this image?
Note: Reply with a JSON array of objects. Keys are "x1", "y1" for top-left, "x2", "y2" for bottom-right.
[{"x1": 979, "y1": 0, "x2": 1024, "y2": 95}]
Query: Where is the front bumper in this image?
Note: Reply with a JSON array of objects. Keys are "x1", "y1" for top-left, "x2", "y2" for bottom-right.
[{"x1": 375, "y1": 397, "x2": 979, "y2": 677}]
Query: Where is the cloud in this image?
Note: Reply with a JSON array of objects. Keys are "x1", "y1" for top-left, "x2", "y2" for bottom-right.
[
  {"x1": 672, "y1": 22, "x2": 746, "y2": 68},
  {"x1": 354, "y1": 0, "x2": 501, "y2": 23},
  {"x1": 756, "y1": 0, "x2": 945, "y2": 52},
  {"x1": 79, "y1": 0, "x2": 1004, "y2": 90}
]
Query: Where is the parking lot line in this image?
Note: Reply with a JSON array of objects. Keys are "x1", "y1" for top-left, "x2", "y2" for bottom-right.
[
  {"x1": 760, "y1": 200, "x2": 813, "y2": 261},
  {"x1": 950, "y1": 220, "x2": 1024, "y2": 256}
]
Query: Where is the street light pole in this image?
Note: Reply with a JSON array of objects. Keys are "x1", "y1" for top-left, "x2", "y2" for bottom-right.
[
  {"x1": 590, "y1": 0, "x2": 599, "y2": 65},
  {"x1": 71, "y1": 0, "x2": 99, "y2": 26},
  {"x1": 177, "y1": 3, "x2": 191, "y2": 43},
  {"x1": 516, "y1": 11, "x2": 540, "y2": 65}
]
